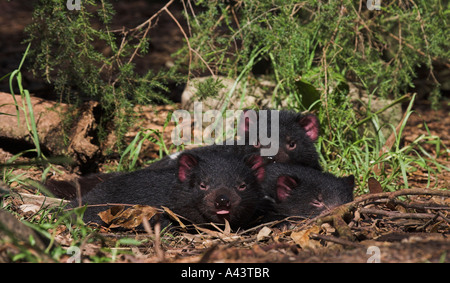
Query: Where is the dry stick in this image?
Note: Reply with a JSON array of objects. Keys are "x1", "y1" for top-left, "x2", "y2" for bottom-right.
[
  {"x1": 358, "y1": 208, "x2": 440, "y2": 220},
  {"x1": 127, "y1": 0, "x2": 175, "y2": 65},
  {"x1": 417, "y1": 213, "x2": 441, "y2": 231},
  {"x1": 309, "y1": 233, "x2": 364, "y2": 249},
  {"x1": 437, "y1": 211, "x2": 450, "y2": 225},
  {"x1": 306, "y1": 188, "x2": 450, "y2": 226},
  {"x1": 370, "y1": 198, "x2": 450, "y2": 211},
  {"x1": 180, "y1": 0, "x2": 192, "y2": 37},
  {"x1": 353, "y1": 188, "x2": 450, "y2": 205},
  {"x1": 162, "y1": 5, "x2": 216, "y2": 80},
  {"x1": 388, "y1": 32, "x2": 450, "y2": 69}
]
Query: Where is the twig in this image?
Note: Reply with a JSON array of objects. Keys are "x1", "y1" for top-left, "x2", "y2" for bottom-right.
[
  {"x1": 162, "y1": 5, "x2": 192, "y2": 81},
  {"x1": 162, "y1": 5, "x2": 216, "y2": 79},
  {"x1": 388, "y1": 32, "x2": 450, "y2": 69},
  {"x1": 309, "y1": 233, "x2": 364, "y2": 248},
  {"x1": 369, "y1": 198, "x2": 450, "y2": 211},
  {"x1": 126, "y1": 0, "x2": 175, "y2": 65},
  {"x1": 308, "y1": 188, "x2": 450, "y2": 225},
  {"x1": 354, "y1": 188, "x2": 450, "y2": 204},
  {"x1": 359, "y1": 208, "x2": 439, "y2": 220}
]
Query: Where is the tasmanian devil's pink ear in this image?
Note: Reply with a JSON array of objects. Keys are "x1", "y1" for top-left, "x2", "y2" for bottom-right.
[
  {"x1": 245, "y1": 154, "x2": 265, "y2": 182},
  {"x1": 178, "y1": 153, "x2": 198, "y2": 182},
  {"x1": 276, "y1": 175, "x2": 298, "y2": 202},
  {"x1": 298, "y1": 114, "x2": 319, "y2": 142}
]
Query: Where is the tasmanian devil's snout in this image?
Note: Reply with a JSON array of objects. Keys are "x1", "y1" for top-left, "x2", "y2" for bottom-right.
[{"x1": 215, "y1": 194, "x2": 231, "y2": 210}]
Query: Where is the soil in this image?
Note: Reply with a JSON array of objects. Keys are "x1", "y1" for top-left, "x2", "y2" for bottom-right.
[{"x1": 0, "y1": 0, "x2": 449, "y2": 263}]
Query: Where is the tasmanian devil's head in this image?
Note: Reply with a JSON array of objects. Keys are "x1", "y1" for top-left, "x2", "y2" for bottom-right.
[
  {"x1": 273, "y1": 173, "x2": 354, "y2": 218},
  {"x1": 175, "y1": 151, "x2": 265, "y2": 229},
  {"x1": 270, "y1": 112, "x2": 320, "y2": 168},
  {"x1": 238, "y1": 110, "x2": 321, "y2": 170}
]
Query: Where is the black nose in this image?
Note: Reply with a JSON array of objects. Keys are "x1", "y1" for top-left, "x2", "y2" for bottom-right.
[{"x1": 215, "y1": 195, "x2": 231, "y2": 209}]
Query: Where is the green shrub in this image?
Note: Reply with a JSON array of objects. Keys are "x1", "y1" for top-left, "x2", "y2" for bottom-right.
[
  {"x1": 23, "y1": 0, "x2": 448, "y2": 185},
  {"x1": 182, "y1": 0, "x2": 448, "y2": 106},
  {"x1": 178, "y1": 0, "x2": 449, "y2": 190},
  {"x1": 24, "y1": 0, "x2": 179, "y2": 149}
]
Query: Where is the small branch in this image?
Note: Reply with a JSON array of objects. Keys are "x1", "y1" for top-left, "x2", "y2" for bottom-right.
[
  {"x1": 162, "y1": 6, "x2": 192, "y2": 81},
  {"x1": 308, "y1": 188, "x2": 450, "y2": 225},
  {"x1": 359, "y1": 208, "x2": 438, "y2": 220},
  {"x1": 309, "y1": 233, "x2": 364, "y2": 249}
]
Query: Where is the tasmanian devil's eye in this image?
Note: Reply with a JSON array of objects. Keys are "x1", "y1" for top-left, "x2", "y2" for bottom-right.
[
  {"x1": 287, "y1": 140, "x2": 297, "y2": 150},
  {"x1": 199, "y1": 182, "x2": 209, "y2": 191},
  {"x1": 237, "y1": 182, "x2": 247, "y2": 191}
]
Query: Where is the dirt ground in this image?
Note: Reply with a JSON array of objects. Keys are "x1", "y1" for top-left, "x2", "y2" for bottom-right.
[{"x1": 0, "y1": 0, "x2": 449, "y2": 263}]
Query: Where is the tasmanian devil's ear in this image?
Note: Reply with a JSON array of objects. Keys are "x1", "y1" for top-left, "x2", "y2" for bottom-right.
[
  {"x1": 178, "y1": 153, "x2": 198, "y2": 182},
  {"x1": 298, "y1": 114, "x2": 319, "y2": 142},
  {"x1": 276, "y1": 175, "x2": 298, "y2": 202},
  {"x1": 245, "y1": 154, "x2": 265, "y2": 182}
]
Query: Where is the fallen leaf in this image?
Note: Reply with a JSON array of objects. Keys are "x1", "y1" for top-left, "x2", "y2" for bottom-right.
[
  {"x1": 162, "y1": 206, "x2": 186, "y2": 229},
  {"x1": 257, "y1": 226, "x2": 272, "y2": 242},
  {"x1": 98, "y1": 205, "x2": 125, "y2": 224},
  {"x1": 368, "y1": 177, "x2": 383, "y2": 194},
  {"x1": 98, "y1": 205, "x2": 158, "y2": 229},
  {"x1": 290, "y1": 226, "x2": 321, "y2": 250}
]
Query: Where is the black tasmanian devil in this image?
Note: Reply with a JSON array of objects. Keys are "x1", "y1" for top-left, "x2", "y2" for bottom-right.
[
  {"x1": 260, "y1": 163, "x2": 355, "y2": 222},
  {"x1": 45, "y1": 109, "x2": 322, "y2": 199},
  {"x1": 74, "y1": 150, "x2": 266, "y2": 230}
]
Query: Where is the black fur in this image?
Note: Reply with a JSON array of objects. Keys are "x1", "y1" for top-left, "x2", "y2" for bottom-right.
[
  {"x1": 261, "y1": 163, "x2": 354, "y2": 221},
  {"x1": 75, "y1": 151, "x2": 266, "y2": 230}
]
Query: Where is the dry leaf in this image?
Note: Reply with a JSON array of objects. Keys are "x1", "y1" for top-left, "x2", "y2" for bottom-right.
[
  {"x1": 98, "y1": 205, "x2": 125, "y2": 224},
  {"x1": 98, "y1": 205, "x2": 158, "y2": 229},
  {"x1": 257, "y1": 226, "x2": 272, "y2": 242},
  {"x1": 368, "y1": 177, "x2": 383, "y2": 194},
  {"x1": 291, "y1": 226, "x2": 321, "y2": 250},
  {"x1": 223, "y1": 218, "x2": 231, "y2": 235},
  {"x1": 162, "y1": 206, "x2": 186, "y2": 229}
]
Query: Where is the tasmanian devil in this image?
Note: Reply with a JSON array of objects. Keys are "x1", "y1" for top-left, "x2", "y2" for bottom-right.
[
  {"x1": 269, "y1": 110, "x2": 320, "y2": 169},
  {"x1": 46, "y1": 109, "x2": 321, "y2": 199},
  {"x1": 45, "y1": 172, "x2": 122, "y2": 199},
  {"x1": 260, "y1": 163, "x2": 354, "y2": 221},
  {"x1": 74, "y1": 150, "x2": 266, "y2": 230}
]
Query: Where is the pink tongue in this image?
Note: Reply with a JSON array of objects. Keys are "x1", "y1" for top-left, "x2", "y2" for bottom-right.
[{"x1": 216, "y1": 210, "x2": 230, "y2": 215}]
